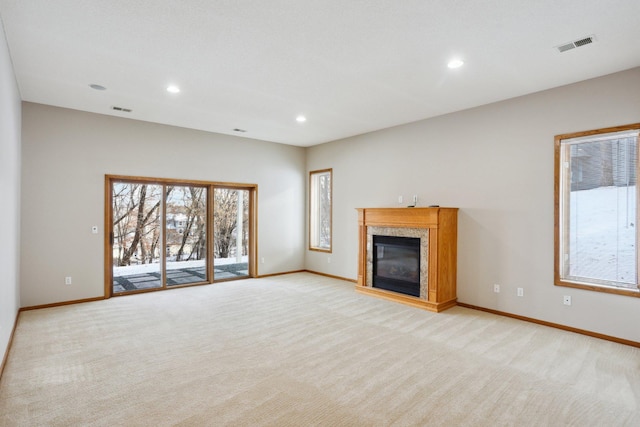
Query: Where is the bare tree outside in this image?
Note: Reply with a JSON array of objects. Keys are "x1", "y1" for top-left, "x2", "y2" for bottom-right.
[
  {"x1": 112, "y1": 183, "x2": 163, "y2": 267},
  {"x1": 111, "y1": 180, "x2": 251, "y2": 292},
  {"x1": 214, "y1": 188, "x2": 249, "y2": 260},
  {"x1": 166, "y1": 185, "x2": 206, "y2": 263}
]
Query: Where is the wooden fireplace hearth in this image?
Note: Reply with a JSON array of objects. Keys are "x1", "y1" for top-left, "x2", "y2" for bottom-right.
[{"x1": 356, "y1": 207, "x2": 458, "y2": 312}]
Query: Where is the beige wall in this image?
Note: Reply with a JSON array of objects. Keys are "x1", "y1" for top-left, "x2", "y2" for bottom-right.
[
  {"x1": 13, "y1": 60, "x2": 640, "y2": 343},
  {"x1": 306, "y1": 67, "x2": 640, "y2": 342},
  {"x1": 0, "y1": 18, "x2": 21, "y2": 364},
  {"x1": 20, "y1": 103, "x2": 306, "y2": 307}
]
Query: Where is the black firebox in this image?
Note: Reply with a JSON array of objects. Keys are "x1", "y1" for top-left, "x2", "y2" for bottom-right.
[{"x1": 372, "y1": 235, "x2": 420, "y2": 297}]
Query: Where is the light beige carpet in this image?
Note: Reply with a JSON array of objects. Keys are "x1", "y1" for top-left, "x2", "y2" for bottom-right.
[{"x1": 1, "y1": 272, "x2": 639, "y2": 426}]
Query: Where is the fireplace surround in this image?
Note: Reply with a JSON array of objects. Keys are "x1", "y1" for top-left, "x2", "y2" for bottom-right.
[{"x1": 357, "y1": 207, "x2": 458, "y2": 312}]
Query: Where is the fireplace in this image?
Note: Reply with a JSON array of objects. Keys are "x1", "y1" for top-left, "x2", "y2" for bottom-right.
[
  {"x1": 372, "y1": 235, "x2": 420, "y2": 297},
  {"x1": 357, "y1": 207, "x2": 458, "y2": 312}
]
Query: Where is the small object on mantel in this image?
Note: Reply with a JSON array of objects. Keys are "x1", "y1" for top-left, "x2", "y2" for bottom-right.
[
  {"x1": 429, "y1": 205, "x2": 440, "y2": 207},
  {"x1": 407, "y1": 205, "x2": 415, "y2": 208}
]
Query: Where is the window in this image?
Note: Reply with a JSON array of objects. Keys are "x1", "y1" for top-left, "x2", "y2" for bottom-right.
[
  {"x1": 555, "y1": 123, "x2": 640, "y2": 296},
  {"x1": 309, "y1": 169, "x2": 332, "y2": 252}
]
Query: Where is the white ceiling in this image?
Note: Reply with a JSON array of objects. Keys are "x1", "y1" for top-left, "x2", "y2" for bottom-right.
[{"x1": 1, "y1": 1, "x2": 639, "y2": 147}]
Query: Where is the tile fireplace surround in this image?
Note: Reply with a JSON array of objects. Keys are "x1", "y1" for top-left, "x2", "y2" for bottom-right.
[{"x1": 356, "y1": 207, "x2": 458, "y2": 312}]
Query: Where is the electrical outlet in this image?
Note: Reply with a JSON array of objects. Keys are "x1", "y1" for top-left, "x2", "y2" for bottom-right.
[
  {"x1": 517, "y1": 287, "x2": 524, "y2": 297},
  {"x1": 398, "y1": 195, "x2": 403, "y2": 204},
  {"x1": 413, "y1": 194, "x2": 418, "y2": 205},
  {"x1": 563, "y1": 295, "x2": 572, "y2": 306},
  {"x1": 493, "y1": 284, "x2": 500, "y2": 293},
  {"x1": 91, "y1": 225, "x2": 99, "y2": 234},
  {"x1": 65, "y1": 276, "x2": 72, "y2": 285},
  {"x1": 261, "y1": 257, "x2": 265, "y2": 264},
  {"x1": 327, "y1": 257, "x2": 331, "y2": 263}
]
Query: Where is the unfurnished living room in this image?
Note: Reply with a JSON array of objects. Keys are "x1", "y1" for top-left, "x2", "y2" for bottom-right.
[{"x1": 1, "y1": 1, "x2": 640, "y2": 426}]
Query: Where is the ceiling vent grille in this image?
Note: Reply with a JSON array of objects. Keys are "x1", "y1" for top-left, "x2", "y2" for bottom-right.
[
  {"x1": 112, "y1": 106, "x2": 132, "y2": 113},
  {"x1": 556, "y1": 35, "x2": 596, "y2": 53}
]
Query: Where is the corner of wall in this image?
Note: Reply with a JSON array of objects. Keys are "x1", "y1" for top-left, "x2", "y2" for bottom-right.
[{"x1": 0, "y1": 15, "x2": 22, "y2": 375}]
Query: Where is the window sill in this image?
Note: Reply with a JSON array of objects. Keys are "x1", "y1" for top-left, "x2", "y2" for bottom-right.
[
  {"x1": 555, "y1": 278, "x2": 640, "y2": 298},
  {"x1": 309, "y1": 247, "x2": 332, "y2": 253}
]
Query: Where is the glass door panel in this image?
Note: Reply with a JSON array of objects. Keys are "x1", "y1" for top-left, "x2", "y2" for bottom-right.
[
  {"x1": 165, "y1": 185, "x2": 207, "y2": 286},
  {"x1": 112, "y1": 183, "x2": 163, "y2": 293},
  {"x1": 213, "y1": 188, "x2": 249, "y2": 280}
]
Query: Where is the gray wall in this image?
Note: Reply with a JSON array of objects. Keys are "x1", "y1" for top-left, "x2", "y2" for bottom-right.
[
  {"x1": 306, "y1": 67, "x2": 640, "y2": 342},
  {"x1": 0, "y1": 18, "x2": 21, "y2": 365},
  {"x1": 20, "y1": 103, "x2": 306, "y2": 307}
]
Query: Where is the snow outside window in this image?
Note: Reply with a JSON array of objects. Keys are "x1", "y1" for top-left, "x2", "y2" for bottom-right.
[
  {"x1": 556, "y1": 124, "x2": 640, "y2": 295},
  {"x1": 309, "y1": 169, "x2": 332, "y2": 252}
]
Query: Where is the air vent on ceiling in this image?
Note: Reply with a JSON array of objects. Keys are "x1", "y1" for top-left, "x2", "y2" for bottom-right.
[
  {"x1": 112, "y1": 106, "x2": 132, "y2": 113},
  {"x1": 556, "y1": 35, "x2": 596, "y2": 53}
]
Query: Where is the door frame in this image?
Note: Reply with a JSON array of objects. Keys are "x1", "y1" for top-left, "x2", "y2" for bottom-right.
[{"x1": 104, "y1": 174, "x2": 258, "y2": 298}]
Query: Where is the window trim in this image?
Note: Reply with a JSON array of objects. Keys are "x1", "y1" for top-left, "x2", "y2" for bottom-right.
[
  {"x1": 309, "y1": 168, "x2": 333, "y2": 253},
  {"x1": 554, "y1": 123, "x2": 640, "y2": 297}
]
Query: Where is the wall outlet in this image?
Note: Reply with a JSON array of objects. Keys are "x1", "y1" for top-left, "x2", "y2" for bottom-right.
[
  {"x1": 517, "y1": 287, "x2": 524, "y2": 297},
  {"x1": 563, "y1": 295, "x2": 572, "y2": 306},
  {"x1": 398, "y1": 195, "x2": 403, "y2": 204},
  {"x1": 65, "y1": 276, "x2": 72, "y2": 285},
  {"x1": 413, "y1": 194, "x2": 418, "y2": 205},
  {"x1": 261, "y1": 257, "x2": 265, "y2": 264},
  {"x1": 91, "y1": 225, "x2": 99, "y2": 234},
  {"x1": 493, "y1": 284, "x2": 500, "y2": 293},
  {"x1": 327, "y1": 257, "x2": 331, "y2": 263}
]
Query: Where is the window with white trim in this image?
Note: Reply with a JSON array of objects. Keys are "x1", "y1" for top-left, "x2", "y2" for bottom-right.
[
  {"x1": 309, "y1": 169, "x2": 332, "y2": 252},
  {"x1": 555, "y1": 123, "x2": 640, "y2": 296}
]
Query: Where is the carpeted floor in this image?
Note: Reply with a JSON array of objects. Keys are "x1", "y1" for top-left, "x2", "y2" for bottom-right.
[{"x1": 1, "y1": 272, "x2": 639, "y2": 426}]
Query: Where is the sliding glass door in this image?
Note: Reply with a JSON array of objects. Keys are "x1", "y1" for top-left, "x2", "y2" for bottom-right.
[
  {"x1": 112, "y1": 183, "x2": 163, "y2": 292},
  {"x1": 165, "y1": 185, "x2": 207, "y2": 286},
  {"x1": 214, "y1": 188, "x2": 250, "y2": 280},
  {"x1": 106, "y1": 176, "x2": 256, "y2": 296}
]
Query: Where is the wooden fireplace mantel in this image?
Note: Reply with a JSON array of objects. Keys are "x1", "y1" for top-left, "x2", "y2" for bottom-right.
[{"x1": 356, "y1": 207, "x2": 458, "y2": 312}]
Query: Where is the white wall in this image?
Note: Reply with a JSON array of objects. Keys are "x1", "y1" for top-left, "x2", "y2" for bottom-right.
[
  {"x1": 306, "y1": 67, "x2": 640, "y2": 343},
  {"x1": 20, "y1": 103, "x2": 306, "y2": 307},
  {"x1": 0, "y1": 18, "x2": 21, "y2": 365}
]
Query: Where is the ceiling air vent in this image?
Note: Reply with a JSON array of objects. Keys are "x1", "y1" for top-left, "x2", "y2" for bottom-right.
[
  {"x1": 112, "y1": 106, "x2": 132, "y2": 113},
  {"x1": 556, "y1": 35, "x2": 596, "y2": 53}
]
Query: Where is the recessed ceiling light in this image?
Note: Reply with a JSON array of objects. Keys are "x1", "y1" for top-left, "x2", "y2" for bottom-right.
[
  {"x1": 447, "y1": 59, "x2": 464, "y2": 69},
  {"x1": 89, "y1": 84, "x2": 106, "y2": 90},
  {"x1": 296, "y1": 115, "x2": 307, "y2": 123},
  {"x1": 166, "y1": 85, "x2": 180, "y2": 94}
]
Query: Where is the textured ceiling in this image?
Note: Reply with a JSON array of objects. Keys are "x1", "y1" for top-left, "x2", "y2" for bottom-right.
[{"x1": 1, "y1": 1, "x2": 639, "y2": 146}]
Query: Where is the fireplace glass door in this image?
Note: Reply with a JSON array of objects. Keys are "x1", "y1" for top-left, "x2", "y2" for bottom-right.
[{"x1": 372, "y1": 235, "x2": 420, "y2": 297}]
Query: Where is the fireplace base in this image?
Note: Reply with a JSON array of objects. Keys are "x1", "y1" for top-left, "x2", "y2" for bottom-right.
[
  {"x1": 356, "y1": 207, "x2": 458, "y2": 313},
  {"x1": 356, "y1": 286, "x2": 457, "y2": 312}
]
